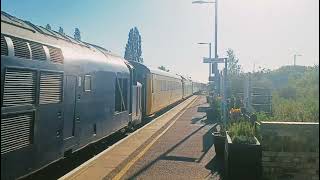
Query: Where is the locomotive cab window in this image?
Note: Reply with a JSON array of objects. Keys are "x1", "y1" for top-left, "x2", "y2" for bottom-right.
[
  {"x1": 84, "y1": 75, "x2": 92, "y2": 91},
  {"x1": 115, "y1": 78, "x2": 128, "y2": 113}
]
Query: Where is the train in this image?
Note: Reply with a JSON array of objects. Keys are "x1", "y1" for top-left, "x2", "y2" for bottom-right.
[{"x1": 0, "y1": 11, "x2": 206, "y2": 180}]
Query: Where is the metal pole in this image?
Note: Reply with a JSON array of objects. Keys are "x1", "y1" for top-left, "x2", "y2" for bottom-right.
[
  {"x1": 213, "y1": 0, "x2": 218, "y2": 94},
  {"x1": 248, "y1": 73, "x2": 252, "y2": 113},
  {"x1": 209, "y1": 43, "x2": 212, "y2": 77},
  {"x1": 294, "y1": 54, "x2": 296, "y2": 66},
  {"x1": 214, "y1": 0, "x2": 218, "y2": 59},
  {"x1": 223, "y1": 58, "x2": 227, "y2": 126}
]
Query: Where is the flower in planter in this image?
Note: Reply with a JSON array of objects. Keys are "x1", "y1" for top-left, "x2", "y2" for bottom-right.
[
  {"x1": 230, "y1": 108, "x2": 241, "y2": 113},
  {"x1": 229, "y1": 108, "x2": 241, "y2": 122}
]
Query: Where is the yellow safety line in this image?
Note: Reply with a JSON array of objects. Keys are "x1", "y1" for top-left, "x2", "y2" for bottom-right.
[{"x1": 112, "y1": 96, "x2": 198, "y2": 180}]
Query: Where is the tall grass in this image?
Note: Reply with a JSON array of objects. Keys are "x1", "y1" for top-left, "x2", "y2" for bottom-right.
[{"x1": 228, "y1": 121, "x2": 257, "y2": 144}]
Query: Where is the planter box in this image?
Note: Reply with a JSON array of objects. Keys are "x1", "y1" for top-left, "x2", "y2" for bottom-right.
[
  {"x1": 206, "y1": 109, "x2": 221, "y2": 123},
  {"x1": 206, "y1": 109, "x2": 214, "y2": 122},
  {"x1": 213, "y1": 131, "x2": 226, "y2": 159},
  {"x1": 224, "y1": 131, "x2": 262, "y2": 180}
]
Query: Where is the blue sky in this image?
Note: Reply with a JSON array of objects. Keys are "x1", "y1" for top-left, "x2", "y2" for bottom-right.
[{"x1": 1, "y1": 0, "x2": 319, "y2": 82}]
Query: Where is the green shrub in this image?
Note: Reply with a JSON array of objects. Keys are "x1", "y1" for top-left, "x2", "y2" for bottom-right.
[
  {"x1": 270, "y1": 66, "x2": 319, "y2": 122},
  {"x1": 228, "y1": 121, "x2": 256, "y2": 144},
  {"x1": 225, "y1": 65, "x2": 318, "y2": 122},
  {"x1": 211, "y1": 97, "x2": 222, "y2": 121},
  {"x1": 256, "y1": 112, "x2": 273, "y2": 121}
]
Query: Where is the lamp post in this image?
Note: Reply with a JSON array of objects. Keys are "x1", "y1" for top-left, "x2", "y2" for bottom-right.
[
  {"x1": 198, "y1": 42, "x2": 212, "y2": 77},
  {"x1": 293, "y1": 54, "x2": 302, "y2": 66},
  {"x1": 223, "y1": 58, "x2": 227, "y2": 127},
  {"x1": 192, "y1": 0, "x2": 219, "y2": 94},
  {"x1": 193, "y1": 0, "x2": 227, "y2": 125}
]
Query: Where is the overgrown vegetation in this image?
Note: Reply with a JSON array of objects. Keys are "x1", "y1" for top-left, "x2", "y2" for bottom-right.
[
  {"x1": 255, "y1": 65, "x2": 319, "y2": 122},
  {"x1": 222, "y1": 49, "x2": 319, "y2": 145},
  {"x1": 225, "y1": 48, "x2": 318, "y2": 122},
  {"x1": 228, "y1": 121, "x2": 257, "y2": 144}
]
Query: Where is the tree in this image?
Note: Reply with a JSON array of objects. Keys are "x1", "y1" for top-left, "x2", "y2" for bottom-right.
[
  {"x1": 225, "y1": 48, "x2": 243, "y2": 98},
  {"x1": 45, "y1": 24, "x2": 51, "y2": 30},
  {"x1": 226, "y1": 48, "x2": 241, "y2": 76},
  {"x1": 158, "y1": 66, "x2": 169, "y2": 72},
  {"x1": 58, "y1": 27, "x2": 64, "y2": 34},
  {"x1": 124, "y1": 27, "x2": 143, "y2": 63},
  {"x1": 74, "y1": 28, "x2": 81, "y2": 41}
]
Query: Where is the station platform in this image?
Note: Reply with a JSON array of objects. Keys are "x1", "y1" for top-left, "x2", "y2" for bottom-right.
[{"x1": 59, "y1": 95, "x2": 222, "y2": 180}]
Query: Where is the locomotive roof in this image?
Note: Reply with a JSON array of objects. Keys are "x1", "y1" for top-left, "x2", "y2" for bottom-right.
[
  {"x1": 1, "y1": 11, "x2": 129, "y2": 73},
  {"x1": 1, "y1": 11, "x2": 89, "y2": 47}
]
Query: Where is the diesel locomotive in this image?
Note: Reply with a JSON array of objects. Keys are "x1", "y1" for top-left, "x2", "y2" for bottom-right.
[{"x1": 1, "y1": 11, "x2": 206, "y2": 180}]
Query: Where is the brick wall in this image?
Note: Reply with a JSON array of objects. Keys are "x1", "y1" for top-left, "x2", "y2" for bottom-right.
[{"x1": 260, "y1": 122, "x2": 319, "y2": 180}]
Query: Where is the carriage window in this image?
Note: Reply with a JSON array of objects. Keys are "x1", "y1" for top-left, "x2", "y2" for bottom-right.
[
  {"x1": 78, "y1": 76, "x2": 82, "y2": 87},
  {"x1": 84, "y1": 75, "x2": 91, "y2": 91},
  {"x1": 115, "y1": 78, "x2": 128, "y2": 112}
]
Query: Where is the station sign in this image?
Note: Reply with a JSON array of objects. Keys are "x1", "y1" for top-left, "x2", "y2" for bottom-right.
[{"x1": 203, "y1": 57, "x2": 227, "y2": 64}]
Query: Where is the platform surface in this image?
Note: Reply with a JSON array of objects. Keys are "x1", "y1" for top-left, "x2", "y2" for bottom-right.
[{"x1": 60, "y1": 95, "x2": 222, "y2": 180}]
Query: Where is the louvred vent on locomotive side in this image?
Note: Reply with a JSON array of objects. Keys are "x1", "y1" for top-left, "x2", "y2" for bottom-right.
[
  {"x1": 39, "y1": 72, "x2": 63, "y2": 104},
  {"x1": 2, "y1": 35, "x2": 64, "y2": 64},
  {"x1": 3, "y1": 69, "x2": 36, "y2": 107},
  {"x1": 29, "y1": 41, "x2": 46, "y2": 61},
  {"x1": 48, "y1": 47, "x2": 64, "y2": 64},
  {"x1": 11, "y1": 37, "x2": 31, "y2": 59},
  {"x1": 1, "y1": 112, "x2": 34, "y2": 154},
  {"x1": 1, "y1": 34, "x2": 8, "y2": 56}
]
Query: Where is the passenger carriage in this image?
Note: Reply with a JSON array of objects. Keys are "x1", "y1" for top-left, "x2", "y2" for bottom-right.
[{"x1": 128, "y1": 61, "x2": 183, "y2": 117}]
